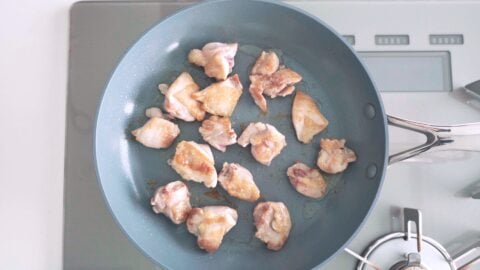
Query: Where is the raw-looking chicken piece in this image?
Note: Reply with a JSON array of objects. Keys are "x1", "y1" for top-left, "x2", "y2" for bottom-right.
[
  {"x1": 162, "y1": 72, "x2": 205, "y2": 122},
  {"x1": 192, "y1": 74, "x2": 243, "y2": 117},
  {"x1": 237, "y1": 122, "x2": 287, "y2": 166},
  {"x1": 170, "y1": 141, "x2": 218, "y2": 188},
  {"x1": 199, "y1": 116, "x2": 237, "y2": 152},
  {"x1": 218, "y1": 162, "x2": 260, "y2": 202},
  {"x1": 150, "y1": 180, "x2": 192, "y2": 224},
  {"x1": 131, "y1": 114, "x2": 180, "y2": 149},
  {"x1": 249, "y1": 51, "x2": 302, "y2": 112},
  {"x1": 186, "y1": 206, "x2": 238, "y2": 253},
  {"x1": 292, "y1": 91, "x2": 329, "y2": 144},
  {"x1": 188, "y1": 42, "x2": 238, "y2": 81},
  {"x1": 253, "y1": 202, "x2": 292, "y2": 251},
  {"x1": 287, "y1": 163, "x2": 327, "y2": 199},
  {"x1": 317, "y1": 138, "x2": 357, "y2": 174}
]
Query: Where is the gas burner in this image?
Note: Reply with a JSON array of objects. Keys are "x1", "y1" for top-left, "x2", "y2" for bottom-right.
[
  {"x1": 360, "y1": 233, "x2": 453, "y2": 270},
  {"x1": 351, "y1": 208, "x2": 479, "y2": 270}
]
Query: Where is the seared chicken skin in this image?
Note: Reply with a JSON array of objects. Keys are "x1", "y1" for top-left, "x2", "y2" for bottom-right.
[
  {"x1": 188, "y1": 42, "x2": 238, "y2": 81},
  {"x1": 131, "y1": 108, "x2": 180, "y2": 149},
  {"x1": 287, "y1": 163, "x2": 327, "y2": 199},
  {"x1": 218, "y1": 162, "x2": 260, "y2": 202},
  {"x1": 162, "y1": 72, "x2": 205, "y2": 122},
  {"x1": 249, "y1": 51, "x2": 302, "y2": 112},
  {"x1": 292, "y1": 91, "x2": 329, "y2": 144},
  {"x1": 257, "y1": 68, "x2": 302, "y2": 98},
  {"x1": 186, "y1": 206, "x2": 238, "y2": 253},
  {"x1": 170, "y1": 141, "x2": 217, "y2": 188},
  {"x1": 253, "y1": 202, "x2": 291, "y2": 251},
  {"x1": 199, "y1": 116, "x2": 237, "y2": 152},
  {"x1": 317, "y1": 138, "x2": 357, "y2": 174},
  {"x1": 251, "y1": 51, "x2": 279, "y2": 76},
  {"x1": 150, "y1": 180, "x2": 192, "y2": 224},
  {"x1": 237, "y1": 122, "x2": 287, "y2": 166},
  {"x1": 192, "y1": 74, "x2": 243, "y2": 117}
]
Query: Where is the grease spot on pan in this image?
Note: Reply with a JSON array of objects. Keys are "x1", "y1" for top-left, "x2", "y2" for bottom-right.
[
  {"x1": 302, "y1": 201, "x2": 321, "y2": 220},
  {"x1": 366, "y1": 163, "x2": 378, "y2": 179},
  {"x1": 364, "y1": 103, "x2": 376, "y2": 119}
]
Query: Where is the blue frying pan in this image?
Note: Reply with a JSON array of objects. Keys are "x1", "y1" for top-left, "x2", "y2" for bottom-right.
[{"x1": 94, "y1": 0, "x2": 462, "y2": 269}]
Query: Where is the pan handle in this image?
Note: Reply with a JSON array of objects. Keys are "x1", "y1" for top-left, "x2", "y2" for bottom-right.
[{"x1": 387, "y1": 115, "x2": 480, "y2": 165}]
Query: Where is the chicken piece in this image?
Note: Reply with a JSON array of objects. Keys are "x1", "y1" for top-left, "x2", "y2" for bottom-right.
[
  {"x1": 218, "y1": 162, "x2": 260, "y2": 202},
  {"x1": 248, "y1": 77, "x2": 268, "y2": 112},
  {"x1": 192, "y1": 74, "x2": 243, "y2": 117},
  {"x1": 162, "y1": 72, "x2": 205, "y2": 122},
  {"x1": 287, "y1": 163, "x2": 327, "y2": 199},
  {"x1": 188, "y1": 42, "x2": 238, "y2": 81},
  {"x1": 145, "y1": 107, "x2": 175, "y2": 120},
  {"x1": 199, "y1": 116, "x2": 237, "y2": 152},
  {"x1": 170, "y1": 141, "x2": 217, "y2": 188},
  {"x1": 253, "y1": 202, "x2": 291, "y2": 251},
  {"x1": 251, "y1": 51, "x2": 279, "y2": 76},
  {"x1": 158, "y1": 83, "x2": 169, "y2": 94},
  {"x1": 292, "y1": 91, "x2": 329, "y2": 144},
  {"x1": 186, "y1": 206, "x2": 238, "y2": 253},
  {"x1": 150, "y1": 180, "x2": 191, "y2": 224},
  {"x1": 237, "y1": 122, "x2": 287, "y2": 166},
  {"x1": 131, "y1": 117, "x2": 180, "y2": 149},
  {"x1": 249, "y1": 51, "x2": 302, "y2": 112},
  {"x1": 260, "y1": 68, "x2": 302, "y2": 98},
  {"x1": 317, "y1": 138, "x2": 357, "y2": 174},
  {"x1": 145, "y1": 107, "x2": 163, "y2": 118}
]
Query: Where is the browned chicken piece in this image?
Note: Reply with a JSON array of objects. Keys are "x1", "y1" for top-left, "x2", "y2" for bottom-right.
[
  {"x1": 317, "y1": 138, "x2": 357, "y2": 174},
  {"x1": 287, "y1": 163, "x2": 327, "y2": 199},
  {"x1": 162, "y1": 72, "x2": 205, "y2": 122},
  {"x1": 188, "y1": 42, "x2": 238, "y2": 81},
  {"x1": 131, "y1": 116, "x2": 180, "y2": 149},
  {"x1": 170, "y1": 141, "x2": 217, "y2": 188},
  {"x1": 292, "y1": 91, "x2": 329, "y2": 144},
  {"x1": 251, "y1": 51, "x2": 279, "y2": 75},
  {"x1": 237, "y1": 122, "x2": 287, "y2": 166},
  {"x1": 218, "y1": 162, "x2": 260, "y2": 202},
  {"x1": 186, "y1": 206, "x2": 238, "y2": 253},
  {"x1": 249, "y1": 51, "x2": 302, "y2": 112},
  {"x1": 199, "y1": 116, "x2": 237, "y2": 152},
  {"x1": 259, "y1": 68, "x2": 302, "y2": 98},
  {"x1": 150, "y1": 180, "x2": 191, "y2": 224},
  {"x1": 253, "y1": 202, "x2": 291, "y2": 251},
  {"x1": 249, "y1": 80, "x2": 268, "y2": 113},
  {"x1": 192, "y1": 74, "x2": 243, "y2": 117}
]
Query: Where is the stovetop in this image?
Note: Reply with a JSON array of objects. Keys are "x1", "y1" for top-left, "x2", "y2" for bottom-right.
[{"x1": 65, "y1": 1, "x2": 480, "y2": 269}]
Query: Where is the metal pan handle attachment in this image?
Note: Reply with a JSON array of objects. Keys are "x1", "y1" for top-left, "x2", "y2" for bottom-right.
[{"x1": 387, "y1": 115, "x2": 480, "y2": 165}]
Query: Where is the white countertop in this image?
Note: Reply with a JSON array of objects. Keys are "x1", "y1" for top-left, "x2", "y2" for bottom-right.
[{"x1": 0, "y1": 0, "x2": 73, "y2": 269}]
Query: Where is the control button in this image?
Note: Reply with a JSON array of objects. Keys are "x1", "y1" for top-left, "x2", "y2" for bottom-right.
[
  {"x1": 430, "y1": 34, "x2": 464, "y2": 45},
  {"x1": 375, "y1": 35, "x2": 409, "y2": 45}
]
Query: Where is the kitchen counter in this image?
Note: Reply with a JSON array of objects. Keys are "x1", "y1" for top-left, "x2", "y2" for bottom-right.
[{"x1": 0, "y1": 0, "x2": 73, "y2": 269}]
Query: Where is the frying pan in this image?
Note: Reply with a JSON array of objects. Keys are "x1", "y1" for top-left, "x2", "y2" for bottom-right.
[{"x1": 94, "y1": 0, "x2": 480, "y2": 269}]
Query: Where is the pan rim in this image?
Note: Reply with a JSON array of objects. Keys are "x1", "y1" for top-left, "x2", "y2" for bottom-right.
[{"x1": 92, "y1": 0, "x2": 389, "y2": 269}]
